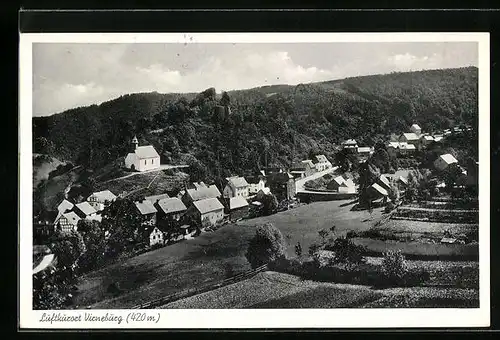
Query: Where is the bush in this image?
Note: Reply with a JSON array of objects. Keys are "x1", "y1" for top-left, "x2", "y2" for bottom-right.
[
  {"x1": 323, "y1": 236, "x2": 366, "y2": 267},
  {"x1": 245, "y1": 223, "x2": 287, "y2": 269},
  {"x1": 381, "y1": 249, "x2": 408, "y2": 286}
]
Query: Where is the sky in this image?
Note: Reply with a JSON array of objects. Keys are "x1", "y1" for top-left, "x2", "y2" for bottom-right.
[{"x1": 32, "y1": 42, "x2": 478, "y2": 116}]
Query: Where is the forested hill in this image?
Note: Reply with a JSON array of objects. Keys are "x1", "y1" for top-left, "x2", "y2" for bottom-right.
[{"x1": 33, "y1": 66, "x2": 478, "y2": 182}]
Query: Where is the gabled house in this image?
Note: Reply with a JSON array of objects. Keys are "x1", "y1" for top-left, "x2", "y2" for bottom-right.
[
  {"x1": 420, "y1": 135, "x2": 435, "y2": 149},
  {"x1": 34, "y1": 210, "x2": 59, "y2": 240},
  {"x1": 86, "y1": 190, "x2": 116, "y2": 211},
  {"x1": 434, "y1": 154, "x2": 459, "y2": 171},
  {"x1": 327, "y1": 175, "x2": 346, "y2": 191},
  {"x1": 399, "y1": 133, "x2": 420, "y2": 146},
  {"x1": 367, "y1": 183, "x2": 389, "y2": 200},
  {"x1": 140, "y1": 226, "x2": 164, "y2": 247},
  {"x1": 134, "y1": 199, "x2": 157, "y2": 227},
  {"x1": 55, "y1": 211, "x2": 81, "y2": 233},
  {"x1": 73, "y1": 201, "x2": 97, "y2": 219},
  {"x1": 182, "y1": 184, "x2": 222, "y2": 207},
  {"x1": 155, "y1": 197, "x2": 187, "y2": 224},
  {"x1": 57, "y1": 199, "x2": 74, "y2": 215},
  {"x1": 410, "y1": 124, "x2": 422, "y2": 136},
  {"x1": 397, "y1": 176, "x2": 408, "y2": 190},
  {"x1": 386, "y1": 142, "x2": 400, "y2": 158},
  {"x1": 245, "y1": 174, "x2": 267, "y2": 196},
  {"x1": 398, "y1": 142, "x2": 416, "y2": 155},
  {"x1": 189, "y1": 197, "x2": 225, "y2": 227},
  {"x1": 290, "y1": 160, "x2": 316, "y2": 178},
  {"x1": 223, "y1": 176, "x2": 250, "y2": 198},
  {"x1": 342, "y1": 139, "x2": 358, "y2": 150},
  {"x1": 313, "y1": 154, "x2": 332, "y2": 172},
  {"x1": 125, "y1": 136, "x2": 161, "y2": 172},
  {"x1": 226, "y1": 196, "x2": 250, "y2": 221},
  {"x1": 339, "y1": 178, "x2": 356, "y2": 194}
]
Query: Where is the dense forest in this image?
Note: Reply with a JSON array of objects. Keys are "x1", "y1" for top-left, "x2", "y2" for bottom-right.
[{"x1": 33, "y1": 67, "x2": 478, "y2": 183}]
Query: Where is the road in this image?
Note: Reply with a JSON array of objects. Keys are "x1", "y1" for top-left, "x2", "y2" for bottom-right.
[
  {"x1": 295, "y1": 166, "x2": 338, "y2": 194},
  {"x1": 101, "y1": 164, "x2": 189, "y2": 184}
]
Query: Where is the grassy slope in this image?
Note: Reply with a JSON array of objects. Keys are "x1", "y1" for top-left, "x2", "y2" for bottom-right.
[{"x1": 73, "y1": 199, "x2": 385, "y2": 308}]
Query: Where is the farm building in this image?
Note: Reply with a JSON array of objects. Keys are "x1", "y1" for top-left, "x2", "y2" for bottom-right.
[
  {"x1": 223, "y1": 176, "x2": 250, "y2": 198},
  {"x1": 155, "y1": 197, "x2": 187, "y2": 224},
  {"x1": 55, "y1": 211, "x2": 81, "y2": 233},
  {"x1": 87, "y1": 190, "x2": 117, "y2": 211},
  {"x1": 434, "y1": 154, "x2": 459, "y2": 171},
  {"x1": 189, "y1": 197, "x2": 225, "y2": 227},
  {"x1": 313, "y1": 154, "x2": 332, "y2": 172},
  {"x1": 327, "y1": 175, "x2": 346, "y2": 191},
  {"x1": 226, "y1": 196, "x2": 250, "y2": 221},
  {"x1": 182, "y1": 184, "x2": 222, "y2": 206},
  {"x1": 73, "y1": 201, "x2": 97, "y2": 219},
  {"x1": 134, "y1": 199, "x2": 157, "y2": 227},
  {"x1": 245, "y1": 174, "x2": 267, "y2": 195},
  {"x1": 124, "y1": 136, "x2": 161, "y2": 172}
]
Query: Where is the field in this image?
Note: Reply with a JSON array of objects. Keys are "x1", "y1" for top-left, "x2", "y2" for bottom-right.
[
  {"x1": 162, "y1": 271, "x2": 478, "y2": 309},
  {"x1": 72, "y1": 199, "x2": 384, "y2": 308}
]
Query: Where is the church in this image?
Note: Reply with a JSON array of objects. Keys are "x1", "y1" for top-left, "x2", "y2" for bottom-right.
[{"x1": 124, "y1": 136, "x2": 161, "y2": 172}]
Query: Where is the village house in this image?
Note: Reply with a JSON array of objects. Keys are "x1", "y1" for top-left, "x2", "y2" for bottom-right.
[
  {"x1": 182, "y1": 183, "x2": 222, "y2": 207},
  {"x1": 134, "y1": 199, "x2": 157, "y2": 227},
  {"x1": 419, "y1": 135, "x2": 435, "y2": 149},
  {"x1": 245, "y1": 174, "x2": 267, "y2": 196},
  {"x1": 312, "y1": 154, "x2": 332, "y2": 172},
  {"x1": 226, "y1": 196, "x2": 250, "y2": 222},
  {"x1": 339, "y1": 178, "x2": 356, "y2": 194},
  {"x1": 327, "y1": 175, "x2": 346, "y2": 191},
  {"x1": 290, "y1": 160, "x2": 316, "y2": 178},
  {"x1": 140, "y1": 226, "x2": 164, "y2": 247},
  {"x1": 398, "y1": 142, "x2": 416, "y2": 156},
  {"x1": 410, "y1": 124, "x2": 422, "y2": 136},
  {"x1": 266, "y1": 172, "x2": 296, "y2": 201},
  {"x1": 434, "y1": 153, "x2": 459, "y2": 171},
  {"x1": 125, "y1": 136, "x2": 161, "y2": 172},
  {"x1": 86, "y1": 190, "x2": 116, "y2": 212},
  {"x1": 223, "y1": 176, "x2": 250, "y2": 198},
  {"x1": 342, "y1": 139, "x2": 358, "y2": 151},
  {"x1": 357, "y1": 146, "x2": 373, "y2": 161},
  {"x1": 397, "y1": 176, "x2": 408, "y2": 190},
  {"x1": 55, "y1": 211, "x2": 81, "y2": 233},
  {"x1": 254, "y1": 187, "x2": 272, "y2": 201},
  {"x1": 154, "y1": 197, "x2": 187, "y2": 225},
  {"x1": 55, "y1": 199, "x2": 74, "y2": 221},
  {"x1": 189, "y1": 197, "x2": 225, "y2": 227},
  {"x1": 73, "y1": 201, "x2": 97, "y2": 219},
  {"x1": 33, "y1": 210, "x2": 59, "y2": 241},
  {"x1": 386, "y1": 142, "x2": 400, "y2": 158},
  {"x1": 399, "y1": 132, "x2": 420, "y2": 148}
]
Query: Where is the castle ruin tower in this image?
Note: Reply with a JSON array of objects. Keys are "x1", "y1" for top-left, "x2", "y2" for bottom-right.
[{"x1": 132, "y1": 135, "x2": 139, "y2": 150}]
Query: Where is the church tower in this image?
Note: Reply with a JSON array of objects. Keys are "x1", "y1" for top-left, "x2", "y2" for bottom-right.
[{"x1": 132, "y1": 135, "x2": 139, "y2": 150}]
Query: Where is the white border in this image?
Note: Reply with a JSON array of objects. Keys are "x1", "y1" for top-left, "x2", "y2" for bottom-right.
[{"x1": 19, "y1": 32, "x2": 490, "y2": 329}]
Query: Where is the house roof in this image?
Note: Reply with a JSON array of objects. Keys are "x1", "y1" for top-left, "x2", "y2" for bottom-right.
[
  {"x1": 387, "y1": 142, "x2": 400, "y2": 148},
  {"x1": 378, "y1": 175, "x2": 390, "y2": 188},
  {"x1": 400, "y1": 143, "x2": 416, "y2": 150},
  {"x1": 145, "y1": 193, "x2": 170, "y2": 203},
  {"x1": 57, "y1": 199, "x2": 74, "y2": 213},
  {"x1": 134, "y1": 145, "x2": 160, "y2": 159},
  {"x1": 75, "y1": 202, "x2": 97, "y2": 216},
  {"x1": 226, "y1": 176, "x2": 249, "y2": 188},
  {"x1": 421, "y1": 135, "x2": 435, "y2": 141},
  {"x1": 398, "y1": 176, "x2": 408, "y2": 184},
  {"x1": 193, "y1": 197, "x2": 224, "y2": 214},
  {"x1": 156, "y1": 197, "x2": 187, "y2": 214},
  {"x1": 62, "y1": 212, "x2": 81, "y2": 226},
  {"x1": 193, "y1": 182, "x2": 208, "y2": 189},
  {"x1": 229, "y1": 196, "x2": 249, "y2": 210},
  {"x1": 438, "y1": 153, "x2": 458, "y2": 165},
  {"x1": 301, "y1": 160, "x2": 316, "y2": 168},
  {"x1": 88, "y1": 190, "x2": 116, "y2": 202},
  {"x1": 357, "y1": 147, "x2": 372, "y2": 153},
  {"x1": 314, "y1": 154, "x2": 329, "y2": 163},
  {"x1": 411, "y1": 124, "x2": 421, "y2": 130},
  {"x1": 134, "y1": 200, "x2": 158, "y2": 215},
  {"x1": 85, "y1": 214, "x2": 102, "y2": 222},
  {"x1": 331, "y1": 175, "x2": 346, "y2": 186},
  {"x1": 33, "y1": 254, "x2": 56, "y2": 275},
  {"x1": 344, "y1": 178, "x2": 355, "y2": 187},
  {"x1": 370, "y1": 183, "x2": 388, "y2": 196},
  {"x1": 342, "y1": 139, "x2": 357, "y2": 145},
  {"x1": 187, "y1": 185, "x2": 222, "y2": 201},
  {"x1": 401, "y1": 133, "x2": 419, "y2": 141}
]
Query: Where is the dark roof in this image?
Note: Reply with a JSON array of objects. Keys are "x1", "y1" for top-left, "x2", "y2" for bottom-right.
[
  {"x1": 156, "y1": 198, "x2": 187, "y2": 214},
  {"x1": 193, "y1": 198, "x2": 225, "y2": 214},
  {"x1": 134, "y1": 145, "x2": 160, "y2": 159},
  {"x1": 187, "y1": 185, "x2": 222, "y2": 201},
  {"x1": 226, "y1": 176, "x2": 249, "y2": 188}
]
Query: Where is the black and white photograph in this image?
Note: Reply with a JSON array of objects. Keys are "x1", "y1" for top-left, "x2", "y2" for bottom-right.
[{"x1": 19, "y1": 32, "x2": 490, "y2": 328}]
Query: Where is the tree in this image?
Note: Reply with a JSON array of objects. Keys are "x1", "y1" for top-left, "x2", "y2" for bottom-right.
[
  {"x1": 245, "y1": 223, "x2": 287, "y2": 268},
  {"x1": 49, "y1": 230, "x2": 86, "y2": 278},
  {"x1": 101, "y1": 198, "x2": 143, "y2": 258},
  {"x1": 261, "y1": 193, "x2": 278, "y2": 215},
  {"x1": 388, "y1": 182, "x2": 400, "y2": 203},
  {"x1": 77, "y1": 219, "x2": 106, "y2": 273},
  {"x1": 220, "y1": 91, "x2": 231, "y2": 107},
  {"x1": 295, "y1": 242, "x2": 303, "y2": 257}
]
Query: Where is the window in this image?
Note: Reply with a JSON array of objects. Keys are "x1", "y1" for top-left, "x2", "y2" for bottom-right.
[
  {"x1": 151, "y1": 159, "x2": 153, "y2": 164},
  {"x1": 144, "y1": 160, "x2": 147, "y2": 165}
]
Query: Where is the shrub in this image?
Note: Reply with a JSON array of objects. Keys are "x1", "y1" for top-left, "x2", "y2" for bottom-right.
[
  {"x1": 324, "y1": 236, "x2": 366, "y2": 267},
  {"x1": 245, "y1": 223, "x2": 287, "y2": 268},
  {"x1": 381, "y1": 249, "x2": 408, "y2": 286}
]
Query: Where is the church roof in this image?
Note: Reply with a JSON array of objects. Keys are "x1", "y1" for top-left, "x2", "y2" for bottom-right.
[{"x1": 134, "y1": 145, "x2": 160, "y2": 159}]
